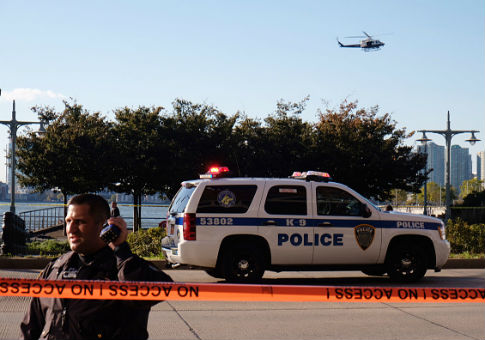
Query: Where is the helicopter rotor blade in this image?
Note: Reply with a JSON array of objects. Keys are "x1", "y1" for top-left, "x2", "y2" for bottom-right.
[{"x1": 344, "y1": 35, "x2": 366, "y2": 39}]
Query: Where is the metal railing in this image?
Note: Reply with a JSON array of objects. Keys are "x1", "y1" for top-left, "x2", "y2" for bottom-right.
[
  {"x1": 17, "y1": 206, "x2": 164, "y2": 235},
  {"x1": 18, "y1": 207, "x2": 65, "y2": 233}
]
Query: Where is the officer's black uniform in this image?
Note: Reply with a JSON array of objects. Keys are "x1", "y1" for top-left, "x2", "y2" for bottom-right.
[{"x1": 20, "y1": 242, "x2": 173, "y2": 340}]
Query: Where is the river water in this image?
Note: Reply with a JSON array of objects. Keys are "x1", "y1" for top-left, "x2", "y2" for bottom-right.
[{"x1": 0, "y1": 201, "x2": 169, "y2": 229}]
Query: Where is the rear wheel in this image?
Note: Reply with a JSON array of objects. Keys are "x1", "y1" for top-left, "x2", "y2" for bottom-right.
[
  {"x1": 386, "y1": 243, "x2": 427, "y2": 282},
  {"x1": 222, "y1": 245, "x2": 265, "y2": 283}
]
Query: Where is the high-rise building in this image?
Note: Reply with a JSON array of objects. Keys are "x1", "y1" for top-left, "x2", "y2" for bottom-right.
[
  {"x1": 417, "y1": 142, "x2": 445, "y2": 186},
  {"x1": 478, "y1": 151, "x2": 485, "y2": 189},
  {"x1": 450, "y1": 145, "x2": 472, "y2": 193},
  {"x1": 417, "y1": 143, "x2": 473, "y2": 193}
]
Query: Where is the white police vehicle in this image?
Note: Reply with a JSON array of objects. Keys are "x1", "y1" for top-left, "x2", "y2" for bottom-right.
[{"x1": 162, "y1": 167, "x2": 450, "y2": 283}]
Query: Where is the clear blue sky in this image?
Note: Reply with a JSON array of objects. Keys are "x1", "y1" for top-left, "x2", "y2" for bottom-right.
[{"x1": 1, "y1": 1, "x2": 484, "y2": 183}]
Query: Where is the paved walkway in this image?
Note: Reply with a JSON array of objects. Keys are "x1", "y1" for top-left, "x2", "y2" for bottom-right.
[{"x1": 1, "y1": 269, "x2": 484, "y2": 340}]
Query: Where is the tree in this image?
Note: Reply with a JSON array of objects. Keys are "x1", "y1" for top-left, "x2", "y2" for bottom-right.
[
  {"x1": 311, "y1": 101, "x2": 426, "y2": 201},
  {"x1": 417, "y1": 182, "x2": 445, "y2": 205},
  {"x1": 461, "y1": 190, "x2": 485, "y2": 207},
  {"x1": 232, "y1": 97, "x2": 313, "y2": 177},
  {"x1": 110, "y1": 106, "x2": 166, "y2": 231},
  {"x1": 16, "y1": 101, "x2": 114, "y2": 211},
  {"x1": 460, "y1": 178, "x2": 484, "y2": 199},
  {"x1": 161, "y1": 99, "x2": 239, "y2": 198},
  {"x1": 390, "y1": 188, "x2": 408, "y2": 205}
]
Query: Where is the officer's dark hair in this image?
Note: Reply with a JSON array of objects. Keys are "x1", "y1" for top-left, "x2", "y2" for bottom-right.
[{"x1": 68, "y1": 194, "x2": 110, "y2": 224}]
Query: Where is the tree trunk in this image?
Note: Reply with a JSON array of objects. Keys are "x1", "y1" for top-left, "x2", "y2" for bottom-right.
[
  {"x1": 132, "y1": 193, "x2": 143, "y2": 232},
  {"x1": 63, "y1": 191, "x2": 68, "y2": 236},
  {"x1": 133, "y1": 194, "x2": 139, "y2": 232},
  {"x1": 137, "y1": 194, "x2": 142, "y2": 231}
]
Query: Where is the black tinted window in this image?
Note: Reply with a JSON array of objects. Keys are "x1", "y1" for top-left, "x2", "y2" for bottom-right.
[
  {"x1": 265, "y1": 185, "x2": 307, "y2": 215},
  {"x1": 197, "y1": 185, "x2": 257, "y2": 213},
  {"x1": 317, "y1": 187, "x2": 362, "y2": 216},
  {"x1": 169, "y1": 185, "x2": 196, "y2": 214}
]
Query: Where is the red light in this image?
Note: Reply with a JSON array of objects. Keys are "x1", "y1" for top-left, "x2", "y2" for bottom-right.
[
  {"x1": 209, "y1": 166, "x2": 229, "y2": 174},
  {"x1": 183, "y1": 213, "x2": 196, "y2": 240}
]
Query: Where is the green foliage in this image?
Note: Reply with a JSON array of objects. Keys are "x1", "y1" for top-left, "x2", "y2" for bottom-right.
[
  {"x1": 461, "y1": 190, "x2": 485, "y2": 207},
  {"x1": 416, "y1": 182, "x2": 447, "y2": 205},
  {"x1": 390, "y1": 188, "x2": 408, "y2": 205},
  {"x1": 27, "y1": 239, "x2": 70, "y2": 255},
  {"x1": 127, "y1": 226, "x2": 165, "y2": 258},
  {"x1": 460, "y1": 178, "x2": 484, "y2": 199},
  {"x1": 111, "y1": 106, "x2": 166, "y2": 230},
  {"x1": 311, "y1": 101, "x2": 426, "y2": 200},
  {"x1": 16, "y1": 100, "x2": 114, "y2": 197},
  {"x1": 446, "y1": 218, "x2": 485, "y2": 254},
  {"x1": 16, "y1": 97, "x2": 427, "y2": 208}
]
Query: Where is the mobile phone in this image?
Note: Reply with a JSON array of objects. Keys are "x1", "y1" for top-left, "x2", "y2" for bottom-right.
[{"x1": 100, "y1": 224, "x2": 121, "y2": 244}]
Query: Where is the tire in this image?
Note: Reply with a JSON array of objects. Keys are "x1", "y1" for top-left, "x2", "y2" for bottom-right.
[
  {"x1": 222, "y1": 245, "x2": 265, "y2": 283},
  {"x1": 386, "y1": 243, "x2": 427, "y2": 282}
]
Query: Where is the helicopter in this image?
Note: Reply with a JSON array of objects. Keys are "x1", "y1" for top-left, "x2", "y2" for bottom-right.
[{"x1": 337, "y1": 32, "x2": 385, "y2": 51}]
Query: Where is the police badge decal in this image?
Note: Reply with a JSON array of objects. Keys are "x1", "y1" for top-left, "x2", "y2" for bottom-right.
[
  {"x1": 354, "y1": 224, "x2": 375, "y2": 250},
  {"x1": 217, "y1": 190, "x2": 236, "y2": 208}
]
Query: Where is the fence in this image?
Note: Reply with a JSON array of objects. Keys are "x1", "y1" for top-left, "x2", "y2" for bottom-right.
[
  {"x1": 451, "y1": 207, "x2": 485, "y2": 224},
  {"x1": 18, "y1": 207, "x2": 65, "y2": 233},
  {"x1": 18, "y1": 206, "x2": 164, "y2": 235}
]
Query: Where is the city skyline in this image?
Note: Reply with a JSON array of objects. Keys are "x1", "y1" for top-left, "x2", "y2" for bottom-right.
[{"x1": 418, "y1": 142, "x2": 480, "y2": 194}]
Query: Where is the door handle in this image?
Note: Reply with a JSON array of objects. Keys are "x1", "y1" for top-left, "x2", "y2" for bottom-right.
[
  {"x1": 318, "y1": 221, "x2": 333, "y2": 227},
  {"x1": 263, "y1": 220, "x2": 277, "y2": 226}
]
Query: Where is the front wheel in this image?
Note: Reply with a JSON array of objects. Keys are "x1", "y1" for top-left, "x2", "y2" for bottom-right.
[
  {"x1": 222, "y1": 245, "x2": 265, "y2": 283},
  {"x1": 386, "y1": 243, "x2": 427, "y2": 282}
]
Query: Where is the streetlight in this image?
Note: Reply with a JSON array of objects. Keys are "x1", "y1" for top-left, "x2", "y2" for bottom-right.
[
  {"x1": 0, "y1": 99, "x2": 46, "y2": 214},
  {"x1": 416, "y1": 132, "x2": 431, "y2": 215},
  {"x1": 418, "y1": 111, "x2": 480, "y2": 222}
]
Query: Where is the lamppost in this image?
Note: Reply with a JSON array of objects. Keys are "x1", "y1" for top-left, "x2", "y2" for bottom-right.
[
  {"x1": 417, "y1": 133, "x2": 431, "y2": 215},
  {"x1": 418, "y1": 111, "x2": 480, "y2": 222},
  {"x1": 0, "y1": 100, "x2": 46, "y2": 214}
]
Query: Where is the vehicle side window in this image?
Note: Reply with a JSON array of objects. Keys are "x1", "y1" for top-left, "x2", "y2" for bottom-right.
[
  {"x1": 265, "y1": 185, "x2": 307, "y2": 215},
  {"x1": 197, "y1": 185, "x2": 257, "y2": 213},
  {"x1": 317, "y1": 187, "x2": 363, "y2": 216}
]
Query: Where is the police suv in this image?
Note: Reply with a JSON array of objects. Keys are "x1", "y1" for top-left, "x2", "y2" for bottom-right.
[{"x1": 162, "y1": 167, "x2": 450, "y2": 283}]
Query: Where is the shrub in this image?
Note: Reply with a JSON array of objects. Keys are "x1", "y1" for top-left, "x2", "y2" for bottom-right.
[
  {"x1": 27, "y1": 239, "x2": 70, "y2": 256},
  {"x1": 127, "y1": 226, "x2": 165, "y2": 258},
  {"x1": 446, "y1": 218, "x2": 485, "y2": 254}
]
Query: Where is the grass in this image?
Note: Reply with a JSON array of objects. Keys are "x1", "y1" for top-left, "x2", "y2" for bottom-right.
[{"x1": 448, "y1": 252, "x2": 484, "y2": 259}]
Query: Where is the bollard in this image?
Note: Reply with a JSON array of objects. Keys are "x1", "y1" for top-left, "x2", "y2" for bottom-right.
[{"x1": 1, "y1": 212, "x2": 28, "y2": 255}]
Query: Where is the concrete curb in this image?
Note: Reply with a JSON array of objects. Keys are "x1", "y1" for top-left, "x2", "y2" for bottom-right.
[
  {"x1": 0, "y1": 257, "x2": 483, "y2": 270},
  {"x1": 442, "y1": 258, "x2": 485, "y2": 269}
]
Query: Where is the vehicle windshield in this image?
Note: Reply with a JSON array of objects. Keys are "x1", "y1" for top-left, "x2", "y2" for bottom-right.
[{"x1": 345, "y1": 186, "x2": 381, "y2": 211}]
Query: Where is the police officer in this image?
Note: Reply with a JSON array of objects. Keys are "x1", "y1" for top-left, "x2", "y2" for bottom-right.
[{"x1": 20, "y1": 193, "x2": 173, "y2": 340}]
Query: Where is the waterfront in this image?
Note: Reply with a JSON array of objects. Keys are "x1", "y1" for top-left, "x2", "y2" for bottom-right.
[{"x1": 0, "y1": 202, "x2": 169, "y2": 229}]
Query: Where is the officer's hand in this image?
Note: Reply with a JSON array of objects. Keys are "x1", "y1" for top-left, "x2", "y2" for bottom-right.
[{"x1": 106, "y1": 216, "x2": 128, "y2": 249}]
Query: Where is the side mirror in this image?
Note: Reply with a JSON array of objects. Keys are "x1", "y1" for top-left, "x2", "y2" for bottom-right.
[{"x1": 361, "y1": 204, "x2": 372, "y2": 218}]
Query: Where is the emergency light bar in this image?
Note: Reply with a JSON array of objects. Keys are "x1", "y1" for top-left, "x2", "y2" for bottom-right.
[
  {"x1": 200, "y1": 166, "x2": 231, "y2": 179},
  {"x1": 291, "y1": 171, "x2": 332, "y2": 182}
]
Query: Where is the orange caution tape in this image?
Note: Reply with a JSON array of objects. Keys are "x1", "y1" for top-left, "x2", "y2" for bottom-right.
[{"x1": 0, "y1": 277, "x2": 484, "y2": 303}]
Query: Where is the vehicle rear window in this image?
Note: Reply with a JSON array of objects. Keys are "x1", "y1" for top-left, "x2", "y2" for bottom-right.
[
  {"x1": 197, "y1": 185, "x2": 257, "y2": 214},
  {"x1": 169, "y1": 185, "x2": 196, "y2": 214},
  {"x1": 265, "y1": 185, "x2": 307, "y2": 215}
]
